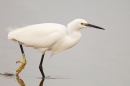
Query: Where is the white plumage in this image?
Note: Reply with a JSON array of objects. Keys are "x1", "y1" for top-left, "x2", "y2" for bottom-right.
[
  {"x1": 7, "y1": 19, "x2": 105, "y2": 77},
  {"x1": 8, "y1": 19, "x2": 104, "y2": 55}
]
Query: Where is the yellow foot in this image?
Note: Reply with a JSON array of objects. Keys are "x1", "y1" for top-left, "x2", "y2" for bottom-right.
[{"x1": 16, "y1": 60, "x2": 26, "y2": 76}]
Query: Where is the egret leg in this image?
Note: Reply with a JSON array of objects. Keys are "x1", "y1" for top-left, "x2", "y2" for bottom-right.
[
  {"x1": 39, "y1": 54, "x2": 45, "y2": 78},
  {"x1": 16, "y1": 42, "x2": 27, "y2": 76}
]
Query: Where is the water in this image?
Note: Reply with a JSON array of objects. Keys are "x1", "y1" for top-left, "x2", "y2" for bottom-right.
[
  {"x1": 0, "y1": 38, "x2": 130, "y2": 86},
  {"x1": 0, "y1": 75, "x2": 90, "y2": 86},
  {"x1": 0, "y1": 45, "x2": 130, "y2": 86},
  {"x1": 0, "y1": 0, "x2": 130, "y2": 86}
]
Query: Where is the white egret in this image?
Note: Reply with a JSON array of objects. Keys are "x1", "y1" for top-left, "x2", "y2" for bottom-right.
[{"x1": 8, "y1": 19, "x2": 105, "y2": 78}]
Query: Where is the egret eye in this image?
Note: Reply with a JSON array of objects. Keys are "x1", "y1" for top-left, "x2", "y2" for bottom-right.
[{"x1": 81, "y1": 23, "x2": 84, "y2": 25}]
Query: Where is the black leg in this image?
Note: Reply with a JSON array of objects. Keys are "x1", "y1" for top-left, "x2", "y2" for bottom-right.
[
  {"x1": 39, "y1": 54, "x2": 45, "y2": 78},
  {"x1": 19, "y1": 42, "x2": 24, "y2": 53},
  {"x1": 19, "y1": 42, "x2": 26, "y2": 61}
]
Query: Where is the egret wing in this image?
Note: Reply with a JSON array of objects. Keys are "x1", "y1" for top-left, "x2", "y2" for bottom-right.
[{"x1": 8, "y1": 23, "x2": 66, "y2": 48}]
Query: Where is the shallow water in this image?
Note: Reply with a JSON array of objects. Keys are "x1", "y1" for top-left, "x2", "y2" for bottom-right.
[
  {"x1": 1, "y1": 36, "x2": 130, "y2": 86},
  {"x1": 0, "y1": 74, "x2": 70, "y2": 86},
  {"x1": 0, "y1": 0, "x2": 130, "y2": 86}
]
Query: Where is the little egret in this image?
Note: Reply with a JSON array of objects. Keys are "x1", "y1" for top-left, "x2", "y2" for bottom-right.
[{"x1": 8, "y1": 19, "x2": 105, "y2": 78}]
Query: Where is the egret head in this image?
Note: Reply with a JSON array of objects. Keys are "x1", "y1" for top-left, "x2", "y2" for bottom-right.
[{"x1": 68, "y1": 19, "x2": 105, "y2": 30}]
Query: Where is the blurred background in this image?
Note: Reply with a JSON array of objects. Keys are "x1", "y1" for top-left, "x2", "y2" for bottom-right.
[{"x1": 0, "y1": 0, "x2": 130, "y2": 86}]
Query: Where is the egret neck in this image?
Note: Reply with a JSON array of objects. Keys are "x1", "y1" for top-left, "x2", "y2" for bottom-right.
[{"x1": 64, "y1": 24, "x2": 82, "y2": 49}]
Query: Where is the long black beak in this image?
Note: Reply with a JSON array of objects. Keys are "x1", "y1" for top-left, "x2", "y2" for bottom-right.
[{"x1": 85, "y1": 23, "x2": 105, "y2": 30}]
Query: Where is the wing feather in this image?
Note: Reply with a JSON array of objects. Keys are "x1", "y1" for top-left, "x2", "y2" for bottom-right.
[{"x1": 8, "y1": 23, "x2": 67, "y2": 48}]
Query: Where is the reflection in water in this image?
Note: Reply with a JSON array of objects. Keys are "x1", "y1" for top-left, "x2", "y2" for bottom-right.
[
  {"x1": 39, "y1": 79, "x2": 44, "y2": 86},
  {"x1": 16, "y1": 75, "x2": 45, "y2": 86},
  {"x1": 16, "y1": 76, "x2": 25, "y2": 86}
]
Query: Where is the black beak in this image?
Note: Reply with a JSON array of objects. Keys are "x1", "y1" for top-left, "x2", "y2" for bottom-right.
[{"x1": 85, "y1": 23, "x2": 105, "y2": 30}]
